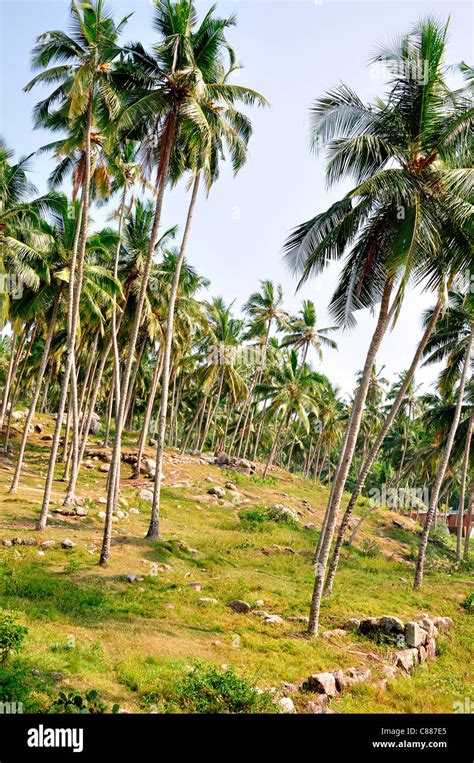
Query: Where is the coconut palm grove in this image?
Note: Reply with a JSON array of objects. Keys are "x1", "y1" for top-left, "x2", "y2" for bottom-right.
[{"x1": 0, "y1": 0, "x2": 472, "y2": 725}]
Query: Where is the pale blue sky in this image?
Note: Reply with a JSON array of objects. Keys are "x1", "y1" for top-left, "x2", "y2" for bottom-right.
[{"x1": 0, "y1": 0, "x2": 472, "y2": 396}]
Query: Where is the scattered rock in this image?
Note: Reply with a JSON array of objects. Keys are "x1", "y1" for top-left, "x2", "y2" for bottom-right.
[
  {"x1": 394, "y1": 649, "x2": 416, "y2": 673},
  {"x1": 278, "y1": 697, "x2": 296, "y2": 714},
  {"x1": 228, "y1": 599, "x2": 251, "y2": 614},
  {"x1": 380, "y1": 615, "x2": 405, "y2": 635},
  {"x1": 188, "y1": 582, "x2": 202, "y2": 592},
  {"x1": 323, "y1": 629, "x2": 347, "y2": 639},
  {"x1": 2, "y1": 539, "x2": 12, "y2": 547},
  {"x1": 41, "y1": 434, "x2": 53, "y2": 442},
  {"x1": 405, "y1": 621, "x2": 424, "y2": 648},
  {"x1": 126, "y1": 573, "x2": 138, "y2": 583},
  {"x1": 139, "y1": 489, "x2": 154, "y2": 502},
  {"x1": 433, "y1": 616, "x2": 452, "y2": 632},
  {"x1": 198, "y1": 597, "x2": 218, "y2": 605},
  {"x1": 306, "y1": 695, "x2": 329, "y2": 713},
  {"x1": 343, "y1": 618, "x2": 360, "y2": 632},
  {"x1": 264, "y1": 615, "x2": 284, "y2": 625},
  {"x1": 98, "y1": 511, "x2": 106, "y2": 520},
  {"x1": 99, "y1": 463, "x2": 110, "y2": 473},
  {"x1": 381, "y1": 664, "x2": 398, "y2": 680},
  {"x1": 75, "y1": 506, "x2": 88, "y2": 517},
  {"x1": 302, "y1": 672, "x2": 337, "y2": 697},
  {"x1": 304, "y1": 523, "x2": 317, "y2": 531},
  {"x1": 225, "y1": 482, "x2": 237, "y2": 491},
  {"x1": 129, "y1": 508, "x2": 139, "y2": 515},
  {"x1": 287, "y1": 615, "x2": 309, "y2": 624},
  {"x1": 344, "y1": 667, "x2": 372, "y2": 688},
  {"x1": 61, "y1": 539, "x2": 75, "y2": 549},
  {"x1": 418, "y1": 618, "x2": 437, "y2": 639},
  {"x1": 34, "y1": 424, "x2": 43, "y2": 433},
  {"x1": 418, "y1": 645, "x2": 427, "y2": 663},
  {"x1": 359, "y1": 617, "x2": 380, "y2": 637},
  {"x1": 40, "y1": 540, "x2": 55, "y2": 548},
  {"x1": 207, "y1": 486, "x2": 225, "y2": 498},
  {"x1": 426, "y1": 637, "x2": 436, "y2": 661}
]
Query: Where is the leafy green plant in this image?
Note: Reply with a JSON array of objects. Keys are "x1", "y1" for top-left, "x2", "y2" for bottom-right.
[
  {"x1": 461, "y1": 591, "x2": 474, "y2": 613},
  {"x1": 239, "y1": 507, "x2": 269, "y2": 531},
  {"x1": 175, "y1": 663, "x2": 276, "y2": 714},
  {"x1": 361, "y1": 538, "x2": 381, "y2": 558},
  {"x1": 0, "y1": 610, "x2": 28, "y2": 663},
  {"x1": 48, "y1": 689, "x2": 119, "y2": 714}
]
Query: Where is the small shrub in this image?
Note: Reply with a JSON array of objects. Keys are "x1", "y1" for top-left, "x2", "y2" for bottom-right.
[
  {"x1": 250, "y1": 475, "x2": 277, "y2": 487},
  {"x1": 0, "y1": 611, "x2": 28, "y2": 663},
  {"x1": 239, "y1": 507, "x2": 269, "y2": 531},
  {"x1": 461, "y1": 591, "x2": 474, "y2": 613},
  {"x1": 175, "y1": 663, "x2": 275, "y2": 714},
  {"x1": 361, "y1": 538, "x2": 381, "y2": 558},
  {"x1": 48, "y1": 689, "x2": 118, "y2": 714}
]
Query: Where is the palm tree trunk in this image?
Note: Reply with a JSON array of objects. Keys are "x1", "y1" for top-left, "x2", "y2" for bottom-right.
[
  {"x1": 0, "y1": 331, "x2": 19, "y2": 428},
  {"x1": 100, "y1": 111, "x2": 177, "y2": 562},
  {"x1": 324, "y1": 296, "x2": 443, "y2": 594},
  {"x1": 147, "y1": 169, "x2": 201, "y2": 540},
  {"x1": 414, "y1": 326, "x2": 473, "y2": 589},
  {"x1": 9, "y1": 290, "x2": 62, "y2": 492},
  {"x1": 180, "y1": 395, "x2": 206, "y2": 454},
  {"x1": 456, "y1": 407, "x2": 473, "y2": 558},
  {"x1": 4, "y1": 322, "x2": 37, "y2": 450},
  {"x1": 308, "y1": 278, "x2": 394, "y2": 635},
  {"x1": 263, "y1": 413, "x2": 287, "y2": 477},
  {"x1": 103, "y1": 374, "x2": 115, "y2": 447},
  {"x1": 36, "y1": 96, "x2": 91, "y2": 531},
  {"x1": 134, "y1": 350, "x2": 163, "y2": 476}
]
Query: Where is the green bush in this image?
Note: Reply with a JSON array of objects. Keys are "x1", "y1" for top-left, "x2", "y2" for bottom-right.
[
  {"x1": 361, "y1": 538, "x2": 381, "y2": 558},
  {"x1": 48, "y1": 689, "x2": 119, "y2": 714},
  {"x1": 461, "y1": 591, "x2": 474, "y2": 613},
  {"x1": 267, "y1": 507, "x2": 299, "y2": 527},
  {"x1": 175, "y1": 664, "x2": 275, "y2": 714},
  {"x1": 239, "y1": 507, "x2": 269, "y2": 531},
  {"x1": 0, "y1": 610, "x2": 28, "y2": 663}
]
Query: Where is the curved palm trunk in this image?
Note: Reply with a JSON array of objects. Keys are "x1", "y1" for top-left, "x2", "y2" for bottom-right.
[
  {"x1": 456, "y1": 407, "x2": 473, "y2": 558},
  {"x1": 9, "y1": 289, "x2": 62, "y2": 492},
  {"x1": 100, "y1": 111, "x2": 177, "y2": 563},
  {"x1": 147, "y1": 169, "x2": 201, "y2": 540},
  {"x1": 4, "y1": 322, "x2": 37, "y2": 450},
  {"x1": 414, "y1": 326, "x2": 473, "y2": 589},
  {"x1": 263, "y1": 412, "x2": 288, "y2": 478},
  {"x1": 0, "y1": 330, "x2": 19, "y2": 428},
  {"x1": 36, "y1": 93, "x2": 92, "y2": 531},
  {"x1": 308, "y1": 278, "x2": 393, "y2": 635},
  {"x1": 180, "y1": 394, "x2": 207, "y2": 454},
  {"x1": 134, "y1": 350, "x2": 163, "y2": 476},
  {"x1": 324, "y1": 297, "x2": 443, "y2": 594}
]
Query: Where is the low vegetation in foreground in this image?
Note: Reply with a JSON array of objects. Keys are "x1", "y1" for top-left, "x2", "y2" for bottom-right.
[{"x1": 0, "y1": 418, "x2": 472, "y2": 714}]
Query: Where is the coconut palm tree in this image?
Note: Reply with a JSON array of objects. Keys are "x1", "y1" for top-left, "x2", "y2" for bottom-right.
[
  {"x1": 285, "y1": 18, "x2": 473, "y2": 634},
  {"x1": 281, "y1": 299, "x2": 338, "y2": 368},
  {"x1": 25, "y1": 0, "x2": 130, "y2": 529}
]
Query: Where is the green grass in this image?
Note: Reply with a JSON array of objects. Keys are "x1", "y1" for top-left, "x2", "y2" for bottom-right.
[{"x1": 0, "y1": 416, "x2": 472, "y2": 713}]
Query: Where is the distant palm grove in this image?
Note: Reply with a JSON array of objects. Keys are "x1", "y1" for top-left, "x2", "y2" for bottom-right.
[{"x1": 0, "y1": 0, "x2": 472, "y2": 641}]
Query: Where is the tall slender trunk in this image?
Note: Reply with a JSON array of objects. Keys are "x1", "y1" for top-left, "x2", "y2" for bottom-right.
[
  {"x1": 324, "y1": 297, "x2": 443, "y2": 594},
  {"x1": 414, "y1": 326, "x2": 473, "y2": 589},
  {"x1": 100, "y1": 111, "x2": 177, "y2": 563},
  {"x1": 36, "y1": 91, "x2": 92, "y2": 531},
  {"x1": 4, "y1": 322, "x2": 37, "y2": 450},
  {"x1": 456, "y1": 408, "x2": 473, "y2": 558},
  {"x1": 263, "y1": 413, "x2": 288, "y2": 478},
  {"x1": 147, "y1": 169, "x2": 201, "y2": 540},
  {"x1": 308, "y1": 278, "x2": 393, "y2": 635},
  {"x1": 9, "y1": 291, "x2": 62, "y2": 492},
  {"x1": 134, "y1": 350, "x2": 163, "y2": 475},
  {"x1": 0, "y1": 331, "x2": 19, "y2": 428},
  {"x1": 181, "y1": 395, "x2": 206, "y2": 454},
  {"x1": 103, "y1": 374, "x2": 115, "y2": 447}
]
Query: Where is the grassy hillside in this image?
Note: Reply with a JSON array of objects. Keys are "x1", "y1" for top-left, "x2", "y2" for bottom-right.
[{"x1": 0, "y1": 414, "x2": 472, "y2": 714}]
